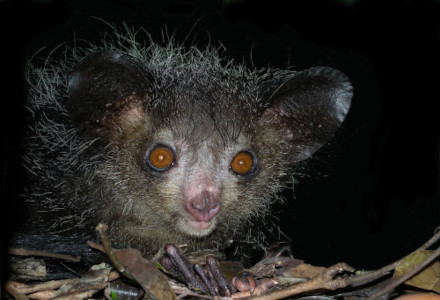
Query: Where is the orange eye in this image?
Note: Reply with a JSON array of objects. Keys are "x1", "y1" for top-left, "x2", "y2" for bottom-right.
[
  {"x1": 231, "y1": 151, "x2": 254, "y2": 175},
  {"x1": 148, "y1": 146, "x2": 174, "y2": 171}
]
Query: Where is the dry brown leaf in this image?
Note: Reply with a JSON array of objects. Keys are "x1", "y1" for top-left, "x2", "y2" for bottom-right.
[
  {"x1": 113, "y1": 248, "x2": 176, "y2": 300},
  {"x1": 394, "y1": 249, "x2": 440, "y2": 293}
]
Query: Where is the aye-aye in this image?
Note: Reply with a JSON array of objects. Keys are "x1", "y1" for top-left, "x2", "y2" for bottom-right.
[{"x1": 23, "y1": 29, "x2": 352, "y2": 258}]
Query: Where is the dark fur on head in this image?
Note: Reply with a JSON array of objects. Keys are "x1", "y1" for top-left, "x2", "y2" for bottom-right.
[{"x1": 24, "y1": 25, "x2": 352, "y2": 257}]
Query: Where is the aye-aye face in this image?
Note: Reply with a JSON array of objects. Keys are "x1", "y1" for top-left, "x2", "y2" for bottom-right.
[{"x1": 67, "y1": 50, "x2": 352, "y2": 252}]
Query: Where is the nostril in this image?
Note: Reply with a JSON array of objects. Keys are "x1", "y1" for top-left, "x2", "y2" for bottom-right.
[
  {"x1": 192, "y1": 198, "x2": 208, "y2": 211},
  {"x1": 208, "y1": 203, "x2": 220, "y2": 216}
]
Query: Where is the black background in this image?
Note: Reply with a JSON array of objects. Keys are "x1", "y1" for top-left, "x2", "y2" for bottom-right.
[{"x1": 1, "y1": 0, "x2": 440, "y2": 278}]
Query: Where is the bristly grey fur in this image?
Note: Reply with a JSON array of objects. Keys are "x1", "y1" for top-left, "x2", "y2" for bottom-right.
[{"x1": 22, "y1": 23, "x2": 352, "y2": 257}]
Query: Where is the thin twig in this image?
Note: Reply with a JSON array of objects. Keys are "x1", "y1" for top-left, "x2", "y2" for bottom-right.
[
  {"x1": 346, "y1": 263, "x2": 396, "y2": 287},
  {"x1": 7, "y1": 279, "x2": 74, "y2": 295},
  {"x1": 7, "y1": 271, "x2": 120, "y2": 296},
  {"x1": 28, "y1": 290, "x2": 55, "y2": 300},
  {"x1": 237, "y1": 263, "x2": 353, "y2": 300},
  {"x1": 5, "y1": 281, "x2": 30, "y2": 300},
  {"x1": 8, "y1": 248, "x2": 81, "y2": 263},
  {"x1": 420, "y1": 226, "x2": 440, "y2": 250},
  {"x1": 95, "y1": 223, "x2": 135, "y2": 281}
]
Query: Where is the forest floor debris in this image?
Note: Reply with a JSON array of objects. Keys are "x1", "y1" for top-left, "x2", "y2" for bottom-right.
[{"x1": 3, "y1": 226, "x2": 440, "y2": 300}]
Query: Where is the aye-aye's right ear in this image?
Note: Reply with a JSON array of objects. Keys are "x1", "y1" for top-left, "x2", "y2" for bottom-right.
[{"x1": 67, "y1": 50, "x2": 152, "y2": 141}]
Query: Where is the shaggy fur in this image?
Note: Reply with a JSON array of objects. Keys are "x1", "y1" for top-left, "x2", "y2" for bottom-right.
[{"x1": 23, "y1": 26, "x2": 352, "y2": 257}]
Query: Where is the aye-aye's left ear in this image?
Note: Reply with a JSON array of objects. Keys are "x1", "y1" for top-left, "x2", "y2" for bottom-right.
[{"x1": 259, "y1": 67, "x2": 353, "y2": 162}]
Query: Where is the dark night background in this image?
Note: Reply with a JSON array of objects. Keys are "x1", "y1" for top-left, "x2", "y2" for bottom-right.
[{"x1": 1, "y1": 0, "x2": 440, "y2": 283}]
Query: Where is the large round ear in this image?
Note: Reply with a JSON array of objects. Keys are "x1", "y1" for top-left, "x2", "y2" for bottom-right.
[
  {"x1": 67, "y1": 50, "x2": 151, "y2": 141},
  {"x1": 258, "y1": 67, "x2": 353, "y2": 162}
]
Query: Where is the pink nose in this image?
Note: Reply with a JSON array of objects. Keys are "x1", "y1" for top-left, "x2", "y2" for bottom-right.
[{"x1": 185, "y1": 191, "x2": 221, "y2": 222}]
